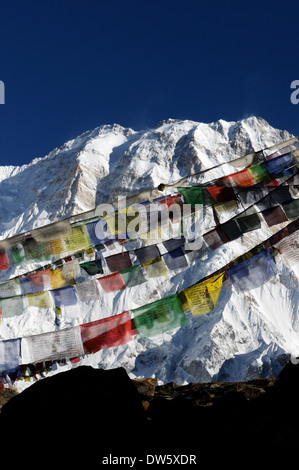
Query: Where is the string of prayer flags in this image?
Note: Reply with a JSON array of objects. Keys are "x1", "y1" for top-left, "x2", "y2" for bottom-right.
[
  {"x1": 80, "y1": 311, "x2": 133, "y2": 354},
  {"x1": 132, "y1": 293, "x2": 188, "y2": 338},
  {"x1": 227, "y1": 249, "x2": 278, "y2": 292},
  {"x1": 141, "y1": 256, "x2": 168, "y2": 278},
  {"x1": 97, "y1": 272, "x2": 126, "y2": 292},
  {"x1": 119, "y1": 264, "x2": 147, "y2": 287},
  {"x1": 182, "y1": 272, "x2": 224, "y2": 316},
  {"x1": 21, "y1": 326, "x2": 84, "y2": 364}
]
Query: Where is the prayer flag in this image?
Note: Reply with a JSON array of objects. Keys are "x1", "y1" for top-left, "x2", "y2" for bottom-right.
[
  {"x1": 97, "y1": 272, "x2": 126, "y2": 292},
  {"x1": 19, "y1": 269, "x2": 52, "y2": 295},
  {"x1": 0, "y1": 296, "x2": 24, "y2": 318},
  {"x1": 11, "y1": 243, "x2": 26, "y2": 264},
  {"x1": 183, "y1": 273, "x2": 224, "y2": 316},
  {"x1": 62, "y1": 225, "x2": 90, "y2": 253},
  {"x1": 23, "y1": 237, "x2": 51, "y2": 262},
  {"x1": 248, "y1": 163, "x2": 271, "y2": 183},
  {"x1": 282, "y1": 199, "x2": 299, "y2": 220},
  {"x1": 52, "y1": 286, "x2": 77, "y2": 307},
  {"x1": 203, "y1": 227, "x2": 230, "y2": 250},
  {"x1": 50, "y1": 267, "x2": 73, "y2": 290},
  {"x1": 274, "y1": 231, "x2": 299, "y2": 265},
  {"x1": 227, "y1": 249, "x2": 278, "y2": 292},
  {"x1": 262, "y1": 206, "x2": 288, "y2": 227},
  {"x1": 265, "y1": 153, "x2": 298, "y2": 178},
  {"x1": 21, "y1": 326, "x2": 84, "y2": 364},
  {"x1": 222, "y1": 169, "x2": 255, "y2": 187},
  {"x1": 132, "y1": 293, "x2": 187, "y2": 337},
  {"x1": 177, "y1": 187, "x2": 203, "y2": 207},
  {"x1": 80, "y1": 259, "x2": 103, "y2": 276},
  {"x1": 205, "y1": 186, "x2": 236, "y2": 204},
  {"x1": 0, "y1": 339, "x2": 21, "y2": 373},
  {"x1": 0, "y1": 249, "x2": 8, "y2": 271},
  {"x1": 221, "y1": 220, "x2": 243, "y2": 241},
  {"x1": 119, "y1": 264, "x2": 146, "y2": 287},
  {"x1": 162, "y1": 237, "x2": 186, "y2": 252},
  {"x1": 75, "y1": 279, "x2": 99, "y2": 302},
  {"x1": 163, "y1": 247, "x2": 188, "y2": 270},
  {"x1": 135, "y1": 245, "x2": 161, "y2": 263},
  {"x1": 236, "y1": 212, "x2": 261, "y2": 233},
  {"x1": 0, "y1": 279, "x2": 22, "y2": 298},
  {"x1": 26, "y1": 291, "x2": 52, "y2": 308},
  {"x1": 105, "y1": 252, "x2": 132, "y2": 272},
  {"x1": 142, "y1": 256, "x2": 168, "y2": 278},
  {"x1": 80, "y1": 311, "x2": 133, "y2": 354}
]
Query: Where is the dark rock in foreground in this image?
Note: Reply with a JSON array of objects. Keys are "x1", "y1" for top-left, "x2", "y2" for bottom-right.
[{"x1": 1, "y1": 362, "x2": 299, "y2": 463}]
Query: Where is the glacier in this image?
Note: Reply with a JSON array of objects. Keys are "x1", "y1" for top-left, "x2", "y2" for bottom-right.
[{"x1": 0, "y1": 115, "x2": 298, "y2": 392}]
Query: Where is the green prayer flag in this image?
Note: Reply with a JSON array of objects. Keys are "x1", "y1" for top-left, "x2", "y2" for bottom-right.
[
  {"x1": 0, "y1": 296, "x2": 24, "y2": 318},
  {"x1": 119, "y1": 264, "x2": 146, "y2": 287},
  {"x1": 248, "y1": 163, "x2": 271, "y2": 183},
  {"x1": 282, "y1": 199, "x2": 299, "y2": 220},
  {"x1": 23, "y1": 238, "x2": 52, "y2": 262},
  {"x1": 132, "y1": 293, "x2": 187, "y2": 337},
  {"x1": 11, "y1": 243, "x2": 26, "y2": 264},
  {"x1": 177, "y1": 187, "x2": 203, "y2": 207}
]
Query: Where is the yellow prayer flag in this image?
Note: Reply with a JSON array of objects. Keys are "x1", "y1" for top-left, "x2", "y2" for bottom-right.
[
  {"x1": 183, "y1": 272, "x2": 224, "y2": 316},
  {"x1": 50, "y1": 268, "x2": 69, "y2": 290},
  {"x1": 49, "y1": 238, "x2": 65, "y2": 256},
  {"x1": 62, "y1": 225, "x2": 90, "y2": 252},
  {"x1": 142, "y1": 256, "x2": 168, "y2": 278},
  {"x1": 214, "y1": 200, "x2": 238, "y2": 213},
  {"x1": 26, "y1": 291, "x2": 52, "y2": 308}
]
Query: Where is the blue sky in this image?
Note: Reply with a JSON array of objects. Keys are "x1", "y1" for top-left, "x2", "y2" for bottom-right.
[{"x1": 0, "y1": 0, "x2": 298, "y2": 166}]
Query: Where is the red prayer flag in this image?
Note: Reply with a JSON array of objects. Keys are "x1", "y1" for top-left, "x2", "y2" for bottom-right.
[
  {"x1": 223, "y1": 169, "x2": 255, "y2": 187},
  {"x1": 105, "y1": 252, "x2": 132, "y2": 272},
  {"x1": 0, "y1": 249, "x2": 8, "y2": 271},
  {"x1": 80, "y1": 311, "x2": 133, "y2": 354},
  {"x1": 97, "y1": 272, "x2": 126, "y2": 292}
]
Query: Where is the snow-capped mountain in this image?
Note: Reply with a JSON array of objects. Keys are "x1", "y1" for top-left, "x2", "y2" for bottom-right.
[{"x1": 1, "y1": 116, "x2": 298, "y2": 390}]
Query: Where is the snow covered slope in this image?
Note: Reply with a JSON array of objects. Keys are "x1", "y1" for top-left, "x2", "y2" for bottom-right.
[{"x1": 1, "y1": 116, "x2": 298, "y2": 390}]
